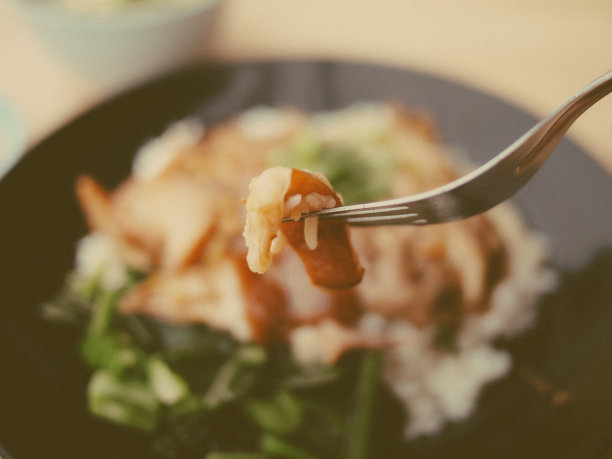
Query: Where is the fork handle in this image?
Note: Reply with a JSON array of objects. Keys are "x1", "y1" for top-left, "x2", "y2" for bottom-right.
[{"x1": 517, "y1": 69, "x2": 612, "y2": 174}]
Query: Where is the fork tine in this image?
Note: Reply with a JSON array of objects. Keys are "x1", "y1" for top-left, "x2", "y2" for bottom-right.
[
  {"x1": 281, "y1": 202, "x2": 413, "y2": 223},
  {"x1": 346, "y1": 213, "x2": 427, "y2": 226},
  {"x1": 315, "y1": 205, "x2": 413, "y2": 220},
  {"x1": 282, "y1": 202, "x2": 417, "y2": 224},
  {"x1": 281, "y1": 202, "x2": 426, "y2": 226}
]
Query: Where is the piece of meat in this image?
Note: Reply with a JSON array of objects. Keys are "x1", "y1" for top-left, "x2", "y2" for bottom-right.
[
  {"x1": 76, "y1": 175, "x2": 152, "y2": 270},
  {"x1": 76, "y1": 171, "x2": 218, "y2": 272},
  {"x1": 119, "y1": 256, "x2": 292, "y2": 344},
  {"x1": 289, "y1": 319, "x2": 385, "y2": 365},
  {"x1": 120, "y1": 260, "x2": 254, "y2": 341},
  {"x1": 351, "y1": 216, "x2": 506, "y2": 331},
  {"x1": 243, "y1": 167, "x2": 364, "y2": 289},
  {"x1": 443, "y1": 216, "x2": 507, "y2": 311}
]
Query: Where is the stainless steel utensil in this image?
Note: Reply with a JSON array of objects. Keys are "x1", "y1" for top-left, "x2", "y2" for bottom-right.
[{"x1": 294, "y1": 69, "x2": 612, "y2": 226}]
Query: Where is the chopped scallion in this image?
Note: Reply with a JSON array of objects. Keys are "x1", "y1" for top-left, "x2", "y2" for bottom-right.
[{"x1": 88, "y1": 370, "x2": 159, "y2": 432}]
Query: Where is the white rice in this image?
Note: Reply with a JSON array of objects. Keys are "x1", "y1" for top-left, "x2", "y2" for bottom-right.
[
  {"x1": 357, "y1": 203, "x2": 556, "y2": 438},
  {"x1": 303, "y1": 216, "x2": 319, "y2": 250}
]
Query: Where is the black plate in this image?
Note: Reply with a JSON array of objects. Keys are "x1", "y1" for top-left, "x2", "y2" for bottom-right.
[{"x1": 1, "y1": 61, "x2": 612, "y2": 459}]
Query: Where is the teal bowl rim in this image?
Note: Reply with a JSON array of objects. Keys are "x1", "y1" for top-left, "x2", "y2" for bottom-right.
[
  {"x1": 9, "y1": 0, "x2": 223, "y2": 30},
  {"x1": 0, "y1": 95, "x2": 27, "y2": 179}
]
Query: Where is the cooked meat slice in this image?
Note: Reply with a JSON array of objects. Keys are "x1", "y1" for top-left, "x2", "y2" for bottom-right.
[
  {"x1": 76, "y1": 171, "x2": 217, "y2": 272},
  {"x1": 76, "y1": 175, "x2": 151, "y2": 270},
  {"x1": 443, "y1": 217, "x2": 507, "y2": 311},
  {"x1": 119, "y1": 257, "x2": 291, "y2": 344},
  {"x1": 120, "y1": 260, "x2": 254, "y2": 341},
  {"x1": 244, "y1": 167, "x2": 364, "y2": 289},
  {"x1": 289, "y1": 319, "x2": 383, "y2": 365}
]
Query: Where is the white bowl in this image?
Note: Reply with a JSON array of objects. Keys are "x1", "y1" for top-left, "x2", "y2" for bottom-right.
[{"x1": 13, "y1": 0, "x2": 222, "y2": 90}]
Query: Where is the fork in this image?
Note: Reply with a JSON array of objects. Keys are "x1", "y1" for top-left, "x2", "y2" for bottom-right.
[{"x1": 293, "y1": 69, "x2": 612, "y2": 226}]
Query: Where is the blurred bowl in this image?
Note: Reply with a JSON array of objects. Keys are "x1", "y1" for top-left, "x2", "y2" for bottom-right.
[
  {"x1": 11, "y1": 0, "x2": 222, "y2": 90},
  {"x1": 0, "y1": 95, "x2": 26, "y2": 179}
]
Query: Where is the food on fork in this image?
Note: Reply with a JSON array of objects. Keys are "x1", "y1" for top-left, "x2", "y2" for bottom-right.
[{"x1": 244, "y1": 166, "x2": 364, "y2": 289}]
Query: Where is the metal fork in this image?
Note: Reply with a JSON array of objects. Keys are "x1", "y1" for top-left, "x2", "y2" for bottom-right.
[{"x1": 294, "y1": 69, "x2": 612, "y2": 226}]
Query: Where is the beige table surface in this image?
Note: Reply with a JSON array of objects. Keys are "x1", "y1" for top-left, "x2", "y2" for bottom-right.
[{"x1": 1, "y1": 0, "x2": 610, "y2": 172}]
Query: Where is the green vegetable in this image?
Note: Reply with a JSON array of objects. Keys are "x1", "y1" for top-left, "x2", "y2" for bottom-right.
[
  {"x1": 40, "y1": 273, "x2": 100, "y2": 324},
  {"x1": 271, "y1": 132, "x2": 395, "y2": 205},
  {"x1": 46, "y1": 266, "x2": 389, "y2": 457},
  {"x1": 148, "y1": 356, "x2": 189, "y2": 405},
  {"x1": 346, "y1": 350, "x2": 383, "y2": 459},
  {"x1": 88, "y1": 369, "x2": 159, "y2": 432},
  {"x1": 245, "y1": 390, "x2": 303, "y2": 435},
  {"x1": 80, "y1": 332, "x2": 145, "y2": 373},
  {"x1": 89, "y1": 289, "x2": 121, "y2": 334},
  {"x1": 206, "y1": 454, "x2": 269, "y2": 459},
  {"x1": 203, "y1": 345, "x2": 266, "y2": 408},
  {"x1": 261, "y1": 434, "x2": 319, "y2": 459}
]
